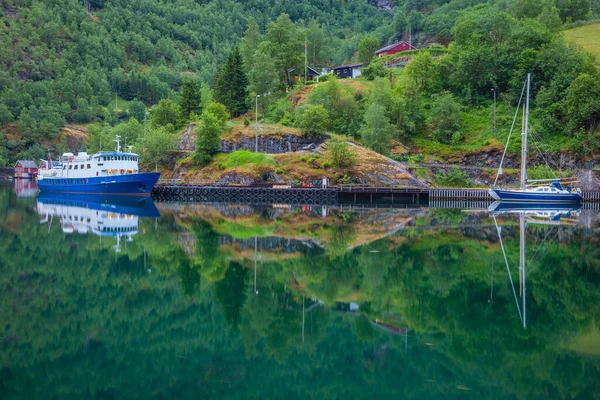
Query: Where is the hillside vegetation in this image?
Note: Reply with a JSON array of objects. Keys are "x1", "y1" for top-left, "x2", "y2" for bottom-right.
[
  {"x1": 1, "y1": 0, "x2": 599, "y2": 175},
  {"x1": 564, "y1": 22, "x2": 600, "y2": 60}
]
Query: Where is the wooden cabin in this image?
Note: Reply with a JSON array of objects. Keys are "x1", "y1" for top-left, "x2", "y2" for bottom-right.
[
  {"x1": 288, "y1": 66, "x2": 321, "y2": 81},
  {"x1": 14, "y1": 160, "x2": 38, "y2": 179},
  {"x1": 375, "y1": 41, "x2": 416, "y2": 58},
  {"x1": 332, "y1": 63, "x2": 363, "y2": 79}
]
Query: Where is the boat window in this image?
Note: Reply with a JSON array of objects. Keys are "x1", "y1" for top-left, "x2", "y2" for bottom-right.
[
  {"x1": 87, "y1": 164, "x2": 91, "y2": 169},
  {"x1": 68, "y1": 165, "x2": 72, "y2": 170},
  {"x1": 74, "y1": 165, "x2": 78, "y2": 170}
]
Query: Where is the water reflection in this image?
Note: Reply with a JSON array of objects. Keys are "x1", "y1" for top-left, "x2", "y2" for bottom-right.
[
  {"x1": 490, "y1": 203, "x2": 583, "y2": 329},
  {"x1": 36, "y1": 193, "x2": 160, "y2": 253},
  {"x1": 14, "y1": 178, "x2": 37, "y2": 197},
  {"x1": 2, "y1": 187, "x2": 600, "y2": 399}
]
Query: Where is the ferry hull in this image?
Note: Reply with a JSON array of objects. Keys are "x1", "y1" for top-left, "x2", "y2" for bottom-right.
[
  {"x1": 489, "y1": 188, "x2": 583, "y2": 203},
  {"x1": 37, "y1": 172, "x2": 160, "y2": 196}
]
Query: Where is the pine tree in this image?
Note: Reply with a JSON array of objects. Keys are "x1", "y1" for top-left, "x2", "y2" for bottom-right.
[
  {"x1": 178, "y1": 80, "x2": 201, "y2": 122},
  {"x1": 214, "y1": 47, "x2": 249, "y2": 117}
]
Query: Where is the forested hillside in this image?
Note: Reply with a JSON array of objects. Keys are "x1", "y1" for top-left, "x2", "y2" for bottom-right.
[{"x1": 0, "y1": 0, "x2": 599, "y2": 170}]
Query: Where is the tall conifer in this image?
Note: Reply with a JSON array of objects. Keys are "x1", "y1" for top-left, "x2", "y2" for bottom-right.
[
  {"x1": 215, "y1": 47, "x2": 249, "y2": 117},
  {"x1": 178, "y1": 80, "x2": 201, "y2": 122}
]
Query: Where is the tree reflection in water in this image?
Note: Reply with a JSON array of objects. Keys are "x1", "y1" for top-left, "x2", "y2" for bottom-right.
[{"x1": 1, "y1": 188, "x2": 599, "y2": 399}]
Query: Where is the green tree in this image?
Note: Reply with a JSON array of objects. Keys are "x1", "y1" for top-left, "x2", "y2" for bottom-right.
[
  {"x1": 249, "y1": 43, "x2": 278, "y2": 120},
  {"x1": 305, "y1": 19, "x2": 327, "y2": 67},
  {"x1": 329, "y1": 137, "x2": 358, "y2": 168},
  {"x1": 564, "y1": 72, "x2": 600, "y2": 132},
  {"x1": 203, "y1": 101, "x2": 229, "y2": 127},
  {"x1": 404, "y1": 51, "x2": 441, "y2": 92},
  {"x1": 360, "y1": 103, "x2": 393, "y2": 155},
  {"x1": 127, "y1": 99, "x2": 146, "y2": 123},
  {"x1": 214, "y1": 47, "x2": 249, "y2": 117},
  {"x1": 0, "y1": 104, "x2": 14, "y2": 126},
  {"x1": 140, "y1": 125, "x2": 176, "y2": 167},
  {"x1": 430, "y1": 93, "x2": 462, "y2": 144},
  {"x1": 200, "y1": 82, "x2": 213, "y2": 111},
  {"x1": 266, "y1": 14, "x2": 302, "y2": 85},
  {"x1": 149, "y1": 99, "x2": 179, "y2": 130},
  {"x1": 178, "y1": 80, "x2": 201, "y2": 123},
  {"x1": 73, "y1": 98, "x2": 93, "y2": 123},
  {"x1": 112, "y1": 117, "x2": 143, "y2": 147},
  {"x1": 357, "y1": 35, "x2": 380, "y2": 66},
  {"x1": 194, "y1": 109, "x2": 225, "y2": 165},
  {"x1": 298, "y1": 105, "x2": 329, "y2": 137},
  {"x1": 240, "y1": 17, "x2": 262, "y2": 70}
]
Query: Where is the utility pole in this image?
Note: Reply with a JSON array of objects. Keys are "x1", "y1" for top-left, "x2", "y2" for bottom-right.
[
  {"x1": 304, "y1": 35, "x2": 308, "y2": 85},
  {"x1": 491, "y1": 88, "x2": 497, "y2": 139}
]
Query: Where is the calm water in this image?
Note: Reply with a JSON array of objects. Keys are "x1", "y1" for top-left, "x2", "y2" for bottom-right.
[{"x1": 1, "y1": 182, "x2": 600, "y2": 399}]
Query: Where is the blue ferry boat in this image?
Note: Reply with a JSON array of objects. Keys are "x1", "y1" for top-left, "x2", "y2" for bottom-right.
[{"x1": 37, "y1": 135, "x2": 160, "y2": 196}]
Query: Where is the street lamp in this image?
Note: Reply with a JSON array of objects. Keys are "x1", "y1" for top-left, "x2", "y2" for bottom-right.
[
  {"x1": 491, "y1": 88, "x2": 496, "y2": 139},
  {"x1": 255, "y1": 94, "x2": 260, "y2": 152},
  {"x1": 255, "y1": 92, "x2": 271, "y2": 152}
]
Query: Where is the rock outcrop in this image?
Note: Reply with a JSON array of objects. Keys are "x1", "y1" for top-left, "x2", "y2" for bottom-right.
[
  {"x1": 368, "y1": 0, "x2": 393, "y2": 11},
  {"x1": 220, "y1": 133, "x2": 327, "y2": 154}
]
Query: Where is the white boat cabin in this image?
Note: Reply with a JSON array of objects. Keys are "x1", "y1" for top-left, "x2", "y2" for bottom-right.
[{"x1": 39, "y1": 135, "x2": 141, "y2": 180}]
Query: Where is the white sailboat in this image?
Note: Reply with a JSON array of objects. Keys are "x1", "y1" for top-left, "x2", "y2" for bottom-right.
[{"x1": 489, "y1": 73, "x2": 582, "y2": 203}]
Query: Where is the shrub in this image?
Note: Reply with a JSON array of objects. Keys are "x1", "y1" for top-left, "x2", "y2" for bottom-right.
[
  {"x1": 329, "y1": 137, "x2": 358, "y2": 168},
  {"x1": 275, "y1": 167, "x2": 284, "y2": 174},
  {"x1": 361, "y1": 62, "x2": 386, "y2": 81},
  {"x1": 430, "y1": 93, "x2": 462, "y2": 145},
  {"x1": 322, "y1": 161, "x2": 332, "y2": 169},
  {"x1": 435, "y1": 168, "x2": 472, "y2": 187},
  {"x1": 298, "y1": 105, "x2": 328, "y2": 137},
  {"x1": 280, "y1": 112, "x2": 295, "y2": 127},
  {"x1": 243, "y1": 117, "x2": 250, "y2": 127}
]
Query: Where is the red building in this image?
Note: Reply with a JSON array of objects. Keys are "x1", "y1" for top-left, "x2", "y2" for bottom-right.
[
  {"x1": 14, "y1": 160, "x2": 38, "y2": 179},
  {"x1": 375, "y1": 41, "x2": 416, "y2": 58}
]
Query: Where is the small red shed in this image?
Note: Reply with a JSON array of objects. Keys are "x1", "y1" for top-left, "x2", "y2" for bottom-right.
[
  {"x1": 14, "y1": 160, "x2": 38, "y2": 179},
  {"x1": 375, "y1": 41, "x2": 416, "y2": 58}
]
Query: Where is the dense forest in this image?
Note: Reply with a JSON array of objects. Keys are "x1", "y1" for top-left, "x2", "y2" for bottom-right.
[
  {"x1": 1, "y1": 187, "x2": 600, "y2": 397},
  {"x1": 0, "y1": 0, "x2": 599, "y2": 173}
]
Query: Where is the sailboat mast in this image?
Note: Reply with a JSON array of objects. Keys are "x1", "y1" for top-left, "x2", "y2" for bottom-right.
[
  {"x1": 519, "y1": 212, "x2": 526, "y2": 329},
  {"x1": 521, "y1": 73, "x2": 530, "y2": 189}
]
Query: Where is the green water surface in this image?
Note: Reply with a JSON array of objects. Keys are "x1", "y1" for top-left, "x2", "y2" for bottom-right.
[{"x1": 1, "y1": 183, "x2": 599, "y2": 399}]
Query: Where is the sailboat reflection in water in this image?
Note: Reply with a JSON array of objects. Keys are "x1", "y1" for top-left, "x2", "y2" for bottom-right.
[
  {"x1": 36, "y1": 193, "x2": 160, "y2": 252},
  {"x1": 489, "y1": 202, "x2": 582, "y2": 328}
]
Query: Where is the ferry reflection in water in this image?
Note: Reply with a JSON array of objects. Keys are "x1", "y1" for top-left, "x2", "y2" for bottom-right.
[{"x1": 35, "y1": 193, "x2": 160, "y2": 252}]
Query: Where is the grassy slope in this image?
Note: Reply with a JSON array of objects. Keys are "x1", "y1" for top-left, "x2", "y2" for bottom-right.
[{"x1": 563, "y1": 22, "x2": 600, "y2": 61}]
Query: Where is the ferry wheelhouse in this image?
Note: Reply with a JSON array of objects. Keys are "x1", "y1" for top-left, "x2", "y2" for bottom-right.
[{"x1": 37, "y1": 135, "x2": 160, "y2": 196}]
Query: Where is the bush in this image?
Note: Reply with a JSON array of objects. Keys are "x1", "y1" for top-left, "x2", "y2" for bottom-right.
[
  {"x1": 361, "y1": 62, "x2": 387, "y2": 81},
  {"x1": 318, "y1": 73, "x2": 334, "y2": 82},
  {"x1": 243, "y1": 117, "x2": 250, "y2": 127},
  {"x1": 329, "y1": 137, "x2": 358, "y2": 168},
  {"x1": 298, "y1": 105, "x2": 328, "y2": 137},
  {"x1": 275, "y1": 167, "x2": 284, "y2": 174},
  {"x1": 280, "y1": 112, "x2": 295, "y2": 127},
  {"x1": 435, "y1": 168, "x2": 472, "y2": 187},
  {"x1": 322, "y1": 161, "x2": 332, "y2": 169},
  {"x1": 430, "y1": 93, "x2": 462, "y2": 145}
]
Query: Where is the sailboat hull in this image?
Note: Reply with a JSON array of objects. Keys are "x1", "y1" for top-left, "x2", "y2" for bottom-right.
[{"x1": 489, "y1": 189, "x2": 582, "y2": 203}]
